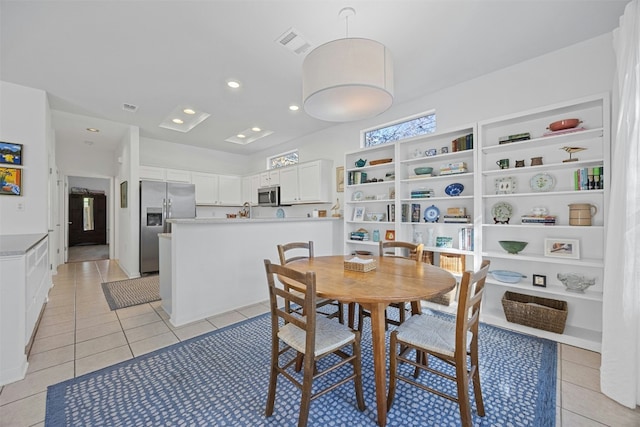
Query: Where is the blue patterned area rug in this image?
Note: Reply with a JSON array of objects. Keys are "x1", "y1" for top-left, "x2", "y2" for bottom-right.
[{"x1": 45, "y1": 311, "x2": 557, "y2": 426}]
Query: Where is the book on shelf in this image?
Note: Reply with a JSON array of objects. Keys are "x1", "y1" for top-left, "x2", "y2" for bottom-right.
[
  {"x1": 401, "y1": 203, "x2": 409, "y2": 222},
  {"x1": 451, "y1": 133, "x2": 474, "y2": 152},
  {"x1": 498, "y1": 132, "x2": 531, "y2": 144},
  {"x1": 439, "y1": 161, "x2": 468, "y2": 175},
  {"x1": 411, "y1": 203, "x2": 421, "y2": 222},
  {"x1": 348, "y1": 171, "x2": 368, "y2": 185},
  {"x1": 521, "y1": 215, "x2": 557, "y2": 225},
  {"x1": 386, "y1": 204, "x2": 395, "y2": 222},
  {"x1": 573, "y1": 166, "x2": 603, "y2": 191},
  {"x1": 443, "y1": 215, "x2": 471, "y2": 223},
  {"x1": 458, "y1": 228, "x2": 474, "y2": 251}
]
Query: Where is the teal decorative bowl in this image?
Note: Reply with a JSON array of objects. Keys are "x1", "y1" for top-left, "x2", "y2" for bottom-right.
[
  {"x1": 414, "y1": 167, "x2": 433, "y2": 175},
  {"x1": 498, "y1": 240, "x2": 528, "y2": 254}
]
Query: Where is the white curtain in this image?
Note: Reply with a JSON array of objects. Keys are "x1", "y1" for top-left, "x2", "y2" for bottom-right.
[{"x1": 601, "y1": 0, "x2": 640, "y2": 408}]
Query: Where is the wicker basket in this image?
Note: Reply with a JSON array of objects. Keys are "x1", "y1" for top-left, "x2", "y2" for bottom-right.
[
  {"x1": 501, "y1": 291, "x2": 568, "y2": 334},
  {"x1": 427, "y1": 286, "x2": 456, "y2": 306},
  {"x1": 344, "y1": 259, "x2": 377, "y2": 273}
]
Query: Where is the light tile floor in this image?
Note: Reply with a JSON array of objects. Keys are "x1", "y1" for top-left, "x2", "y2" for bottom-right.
[{"x1": 1, "y1": 259, "x2": 639, "y2": 426}]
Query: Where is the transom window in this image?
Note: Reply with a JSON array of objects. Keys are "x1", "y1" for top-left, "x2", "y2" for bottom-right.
[
  {"x1": 363, "y1": 112, "x2": 436, "y2": 147},
  {"x1": 268, "y1": 149, "x2": 299, "y2": 169}
]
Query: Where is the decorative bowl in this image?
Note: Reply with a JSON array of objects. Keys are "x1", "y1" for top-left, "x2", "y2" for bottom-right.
[
  {"x1": 414, "y1": 167, "x2": 433, "y2": 175},
  {"x1": 489, "y1": 270, "x2": 527, "y2": 283},
  {"x1": 498, "y1": 240, "x2": 528, "y2": 254},
  {"x1": 548, "y1": 118, "x2": 581, "y2": 131},
  {"x1": 366, "y1": 212, "x2": 386, "y2": 221},
  {"x1": 557, "y1": 273, "x2": 596, "y2": 293},
  {"x1": 445, "y1": 182, "x2": 464, "y2": 196}
]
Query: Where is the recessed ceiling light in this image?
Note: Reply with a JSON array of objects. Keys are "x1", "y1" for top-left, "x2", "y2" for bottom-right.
[
  {"x1": 183, "y1": 108, "x2": 196, "y2": 115},
  {"x1": 86, "y1": 128, "x2": 99, "y2": 132},
  {"x1": 289, "y1": 104, "x2": 299, "y2": 111},
  {"x1": 237, "y1": 134, "x2": 246, "y2": 138},
  {"x1": 251, "y1": 127, "x2": 261, "y2": 132},
  {"x1": 172, "y1": 118, "x2": 184, "y2": 124},
  {"x1": 227, "y1": 80, "x2": 241, "y2": 89},
  {"x1": 160, "y1": 105, "x2": 210, "y2": 133},
  {"x1": 226, "y1": 127, "x2": 274, "y2": 145}
]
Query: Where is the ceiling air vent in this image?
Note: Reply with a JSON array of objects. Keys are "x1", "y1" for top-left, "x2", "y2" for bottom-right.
[
  {"x1": 275, "y1": 27, "x2": 312, "y2": 55},
  {"x1": 122, "y1": 103, "x2": 138, "y2": 113}
]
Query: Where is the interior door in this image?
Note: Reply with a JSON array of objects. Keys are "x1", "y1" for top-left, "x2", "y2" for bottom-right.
[{"x1": 68, "y1": 193, "x2": 107, "y2": 245}]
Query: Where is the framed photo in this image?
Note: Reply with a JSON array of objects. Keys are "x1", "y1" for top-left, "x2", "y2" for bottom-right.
[
  {"x1": 336, "y1": 166, "x2": 344, "y2": 193},
  {"x1": 533, "y1": 274, "x2": 547, "y2": 287},
  {"x1": 120, "y1": 181, "x2": 128, "y2": 208},
  {"x1": 352, "y1": 206, "x2": 365, "y2": 221},
  {"x1": 0, "y1": 167, "x2": 22, "y2": 195},
  {"x1": 385, "y1": 230, "x2": 395, "y2": 241},
  {"x1": 0, "y1": 141, "x2": 23, "y2": 165},
  {"x1": 544, "y1": 238, "x2": 580, "y2": 259},
  {"x1": 440, "y1": 146, "x2": 449, "y2": 154}
]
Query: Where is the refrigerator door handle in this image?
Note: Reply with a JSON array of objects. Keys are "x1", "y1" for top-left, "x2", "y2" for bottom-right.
[
  {"x1": 167, "y1": 198, "x2": 172, "y2": 219},
  {"x1": 162, "y1": 198, "x2": 167, "y2": 233}
]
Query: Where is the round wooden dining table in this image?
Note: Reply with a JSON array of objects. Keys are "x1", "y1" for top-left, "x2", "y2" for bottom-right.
[{"x1": 283, "y1": 255, "x2": 456, "y2": 427}]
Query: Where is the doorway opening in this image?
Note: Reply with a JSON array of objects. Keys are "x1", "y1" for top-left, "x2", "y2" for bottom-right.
[{"x1": 67, "y1": 176, "x2": 110, "y2": 263}]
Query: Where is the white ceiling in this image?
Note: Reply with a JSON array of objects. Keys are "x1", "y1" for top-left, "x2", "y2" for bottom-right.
[{"x1": 0, "y1": 0, "x2": 629, "y2": 155}]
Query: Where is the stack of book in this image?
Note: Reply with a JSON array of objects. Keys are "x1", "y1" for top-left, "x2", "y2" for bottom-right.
[
  {"x1": 521, "y1": 215, "x2": 557, "y2": 225},
  {"x1": 440, "y1": 161, "x2": 468, "y2": 175},
  {"x1": 443, "y1": 215, "x2": 471, "y2": 223},
  {"x1": 435, "y1": 236, "x2": 453, "y2": 248},
  {"x1": 410, "y1": 189, "x2": 434, "y2": 198},
  {"x1": 499, "y1": 132, "x2": 531, "y2": 144},
  {"x1": 451, "y1": 133, "x2": 474, "y2": 152},
  {"x1": 574, "y1": 166, "x2": 604, "y2": 190},
  {"x1": 349, "y1": 230, "x2": 370, "y2": 241}
]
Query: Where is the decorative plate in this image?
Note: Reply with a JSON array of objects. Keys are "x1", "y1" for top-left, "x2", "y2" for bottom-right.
[
  {"x1": 352, "y1": 191, "x2": 363, "y2": 201},
  {"x1": 423, "y1": 205, "x2": 440, "y2": 223},
  {"x1": 491, "y1": 202, "x2": 513, "y2": 224},
  {"x1": 530, "y1": 173, "x2": 555, "y2": 192},
  {"x1": 276, "y1": 208, "x2": 285, "y2": 218},
  {"x1": 445, "y1": 183, "x2": 464, "y2": 196},
  {"x1": 495, "y1": 176, "x2": 517, "y2": 194}
]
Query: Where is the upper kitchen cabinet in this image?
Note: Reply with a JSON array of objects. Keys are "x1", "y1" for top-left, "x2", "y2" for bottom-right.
[
  {"x1": 191, "y1": 172, "x2": 242, "y2": 206},
  {"x1": 139, "y1": 166, "x2": 191, "y2": 183},
  {"x1": 242, "y1": 174, "x2": 261, "y2": 205},
  {"x1": 259, "y1": 170, "x2": 280, "y2": 188},
  {"x1": 279, "y1": 160, "x2": 333, "y2": 204}
]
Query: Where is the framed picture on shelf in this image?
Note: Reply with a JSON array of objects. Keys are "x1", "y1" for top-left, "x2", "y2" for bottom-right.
[
  {"x1": 533, "y1": 274, "x2": 547, "y2": 287},
  {"x1": 544, "y1": 238, "x2": 580, "y2": 259},
  {"x1": 352, "y1": 206, "x2": 365, "y2": 221},
  {"x1": 0, "y1": 141, "x2": 23, "y2": 165},
  {"x1": 0, "y1": 167, "x2": 22, "y2": 196}
]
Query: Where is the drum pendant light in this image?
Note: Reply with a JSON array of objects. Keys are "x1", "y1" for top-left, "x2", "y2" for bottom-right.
[{"x1": 302, "y1": 8, "x2": 394, "y2": 122}]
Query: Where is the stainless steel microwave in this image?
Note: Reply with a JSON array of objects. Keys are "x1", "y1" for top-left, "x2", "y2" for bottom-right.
[{"x1": 257, "y1": 185, "x2": 280, "y2": 206}]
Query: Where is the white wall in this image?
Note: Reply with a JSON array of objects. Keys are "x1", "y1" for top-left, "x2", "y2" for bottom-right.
[
  {"x1": 0, "y1": 82, "x2": 51, "y2": 235},
  {"x1": 115, "y1": 127, "x2": 140, "y2": 277},
  {"x1": 140, "y1": 137, "x2": 251, "y2": 175}
]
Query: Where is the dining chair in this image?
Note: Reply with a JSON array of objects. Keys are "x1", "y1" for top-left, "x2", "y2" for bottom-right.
[
  {"x1": 357, "y1": 241, "x2": 424, "y2": 331},
  {"x1": 387, "y1": 260, "x2": 491, "y2": 427},
  {"x1": 278, "y1": 241, "x2": 344, "y2": 323},
  {"x1": 263, "y1": 260, "x2": 366, "y2": 427}
]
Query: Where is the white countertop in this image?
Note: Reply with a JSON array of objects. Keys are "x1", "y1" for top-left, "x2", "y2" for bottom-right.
[
  {"x1": 0, "y1": 233, "x2": 48, "y2": 256},
  {"x1": 168, "y1": 217, "x2": 341, "y2": 224}
]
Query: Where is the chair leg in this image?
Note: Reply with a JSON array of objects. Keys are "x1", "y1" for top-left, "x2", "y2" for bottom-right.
[
  {"x1": 353, "y1": 335, "x2": 366, "y2": 411},
  {"x1": 398, "y1": 303, "x2": 406, "y2": 324},
  {"x1": 455, "y1": 360, "x2": 473, "y2": 427},
  {"x1": 298, "y1": 355, "x2": 315, "y2": 427},
  {"x1": 471, "y1": 347, "x2": 485, "y2": 416},
  {"x1": 265, "y1": 344, "x2": 279, "y2": 417},
  {"x1": 357, "y1": 305, "x2": 364, "y2": 332},
  {"x1": 337, "y1": 302, "x2": 344, "y2": 324},
  {"x1": 413, "y1": 350, "x2": 425, "y2": 378},
  {"x1": 387, "y1": 332, "x2": 398, "y2": 410},
  {"x1": 348, "y1": 302, "x2": 356, "y2": 329}
]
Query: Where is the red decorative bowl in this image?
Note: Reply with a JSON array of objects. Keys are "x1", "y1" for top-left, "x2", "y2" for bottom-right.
[{"x1": 548, "y1": 118, "x2": 581, "y2": 132}]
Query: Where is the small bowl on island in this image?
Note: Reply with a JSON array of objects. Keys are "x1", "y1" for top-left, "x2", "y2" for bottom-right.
[{"x1": 557, "y1": 273, "x2": 595, "y2": 293}]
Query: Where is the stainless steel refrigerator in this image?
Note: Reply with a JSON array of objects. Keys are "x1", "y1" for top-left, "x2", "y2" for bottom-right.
[{"x1": 140, "y1": 180, "x2": 196, "y2": 274}]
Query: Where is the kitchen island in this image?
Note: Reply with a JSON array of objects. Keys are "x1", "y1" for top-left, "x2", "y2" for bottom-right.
[{"x1": 162, "y1": 217, "x2": 342, "y2": 326}]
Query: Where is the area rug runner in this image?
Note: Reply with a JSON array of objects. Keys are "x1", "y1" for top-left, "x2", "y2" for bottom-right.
[
  {"x1": 46, "y1": 311, "x2": 557, "y2": 426},
  {"x1": 101, "y1": 275, "x2": 160, "y2": 310}
]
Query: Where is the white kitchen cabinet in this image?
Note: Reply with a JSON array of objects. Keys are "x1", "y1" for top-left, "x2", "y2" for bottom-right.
[
  {"x1": 279, "y1": 160, "x2": 332, "y2": 204},
  {"x1": 242, "y1": 174, "x2": 260, "y2": 205},
  {"x1": 165, "y1": 168, "x2": 191, "y2": 183},
  {"x1": 192, "y1": 172, "x2": 241, "y2": 206},
  {"x1": 259, "y1": 170, "x2": 279, "y2": 187}
]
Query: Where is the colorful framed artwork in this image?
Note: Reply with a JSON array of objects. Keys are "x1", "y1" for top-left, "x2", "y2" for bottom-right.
[
  {"x1": 0, "y1": 142, "x2": 23, "y2": 165},
  {"x1": 0, "y1": 167, "x2": 22, "y2": 196},
  {"x1": 544, "y1": 238, "x2": 580, "y2": 259}
]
